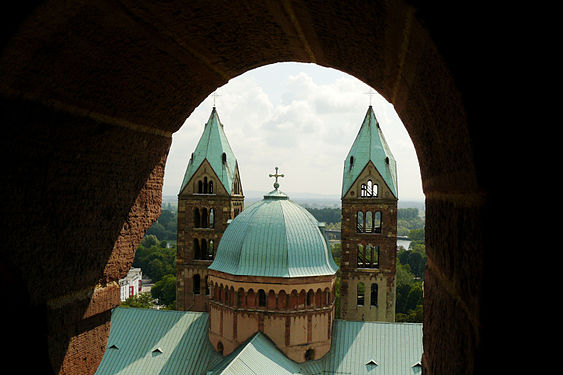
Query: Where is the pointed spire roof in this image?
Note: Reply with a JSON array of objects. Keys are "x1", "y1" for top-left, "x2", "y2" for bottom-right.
[
  {"x1": 179, "y1": 107, "x2": 239, "y2": 195},
  {"x1": 342, "y1": 106, "x2": 398, "y2": 198}
]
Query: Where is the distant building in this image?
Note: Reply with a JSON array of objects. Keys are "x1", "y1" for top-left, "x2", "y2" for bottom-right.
[{"x1": 119, "y1": 268, "x2": 142, "y2": 301}]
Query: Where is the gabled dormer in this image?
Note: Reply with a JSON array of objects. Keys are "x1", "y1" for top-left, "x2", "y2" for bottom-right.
[
  {"x1": 342, "y1": 106, "x2": 397, "y2": 199},
  {"x1": 179, "y1": 107, "x2": 242, "y2": 197}
]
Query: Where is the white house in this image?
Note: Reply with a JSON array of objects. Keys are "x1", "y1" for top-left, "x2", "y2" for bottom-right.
[{"x1": 119, "y1": 268, "x2": 143, "y2": 301}]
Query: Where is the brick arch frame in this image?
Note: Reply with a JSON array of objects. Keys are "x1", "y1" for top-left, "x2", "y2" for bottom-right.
[{"x1": 1, "y1": 1, "x2": 507, "y2": 374}]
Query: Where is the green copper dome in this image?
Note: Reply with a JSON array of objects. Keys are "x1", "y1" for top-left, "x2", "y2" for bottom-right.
[{"x1": 208, "y1": 188, "x2": 338, "y2": 278}]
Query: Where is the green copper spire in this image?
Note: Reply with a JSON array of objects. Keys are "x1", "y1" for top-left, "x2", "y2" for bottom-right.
[
  {"x1": 179, "y1": 107, "x2": 238, "y2": 195},
  {"x1": 342, "y1": 106, "x2": 398, "y2": 198}
]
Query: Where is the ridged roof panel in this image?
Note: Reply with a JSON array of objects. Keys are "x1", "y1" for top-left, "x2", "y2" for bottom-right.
[
  {"x1": 208, "y1": 189, "x2": 338, "y2": 278},
  {"x1": 98, "y1": 309, "x2": 423, "y2": 375},
  {"x1": 94, "y1": 308, "x2": 223, "y2": 375}
]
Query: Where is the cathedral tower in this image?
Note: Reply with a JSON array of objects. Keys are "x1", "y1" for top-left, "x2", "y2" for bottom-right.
[
  {"x1": 176, "y1": 107, "x2": 244, "y2": 311},
  {"x1": 339, "y1": 106, "x2": 398, "y2": 322}
]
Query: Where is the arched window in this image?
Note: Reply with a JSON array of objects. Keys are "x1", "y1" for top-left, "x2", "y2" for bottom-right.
[
  {"x1": 217, "y1": 342, "x2": 224, "y2": 355},
  {"x1": 198, "y1": 180, "x2": 203, "y2": 193},
  {"x1": 349, "y1": 156, "x2": 354, "y2": 170},
  {"x1": 267, "y1": 290, "x2": 276, "y2": 310},
  {"x1": 237, "y1": 288, "x2": 245, "y2": 308},
  {"x1": 203, "y1": 177, "x2": 208, "y2": 193},
  {"x1": 356, "y1": 211, "x2": 364, "y2": 233},
  {"x1": 222, "y1": 152, "x2": 227, "y2": 164},
  {"x1": 247, "y1": 289, "x2": 255, "y2": 308},
  {"x1": 201, "y1": 208, "x2": 208, "y2": 228},
  {"x1": 201, "y1": 239, "x2": 207, "y2": 259},
  {"x1": 374, "y1": 211, "x2": 382, "y2": 233},
  {"x1": 357, "y1": 282, "x2": 365, "y2": 306},
  {"x1": 357, "y1": 244, "x2": 364, "y2": 267},
  {"x1": 305, "y1": 349, "x2": 314, "y2": 361},
  {"x1": 193, "y1": 238, "x2": 201, "y2": 259},
  {"x1": 205, "y1": 276, "x2": 210, "y2": 296},
  {"x1": 366, "y1": 180, "x2": 373, "y2": 196},
  {"x1": 209, "y1": 208, "x2": 214, "y2": 228},
  {"x1": 208, "y1": 240, "x2": 214, "y2": 259},
  {"x1": 360, "y1": 183, "x2": 366, "y2": 197},
  {"x1": 306, "y1": 289, "x2": 314, "y2": 307},
  {"x1": 366, "y1": 211, "x2": 373, "y2": 232},
  {"x1": 193, "y1": 274, "x2": 200, "y2": 295},
  {"x1": 208, "y1": 180, "x2": 213, "y2": 194},
  {"x1": 194, "y1": 208, "x2": 201, "y2": 228},
  {"x1": 370, "y1": 283, "x2": 378, "y2": 306},
  {"x1": 289, "y1": 290, "x2": 298, "y2": 309},
  {"x1": 258, "y1": 289, "x2": 266, "y2": 307},
  {"x1": 278, "y1": 290, "x2": 287, "y2": 310}
]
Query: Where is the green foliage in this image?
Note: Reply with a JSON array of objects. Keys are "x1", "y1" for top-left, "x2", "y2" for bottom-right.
[
  {"x1": 151, "y1": 274, "x2": 177, "y2": 307},
  {"x1": 304, "y1": 207, "x2": 341, "y2": 224},
  {"x1": 134, "y1": 243, "x2": 176, "y2": 282},
  {"x1": 395, "y1": 243, "x2": 426, "y2": 322},
  {"x1": 121, "y1": 292, "x2": 154, "y2": 309},
  {"x1": 146, "y1": 208, "x2": 177, "y2": 241}
]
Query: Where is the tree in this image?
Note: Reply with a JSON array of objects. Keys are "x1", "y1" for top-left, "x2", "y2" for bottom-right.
[
  {"x1": 121, "y1": 292, "x2": 154, "y2": 308},
  {"x1": 151, "y1": 274, "x2": 176, "y2": 306}
]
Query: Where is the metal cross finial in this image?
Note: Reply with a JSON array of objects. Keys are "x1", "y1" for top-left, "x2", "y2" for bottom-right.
[
  {"x1": 364, "y1": 89, "x2": 375, "y2": 106},
  {"x1": 269, "y1": 167, "x2": 284, "y2": 189},
  {"x1": 212, "y1": 91, "x2": 222, "y2": 107}
]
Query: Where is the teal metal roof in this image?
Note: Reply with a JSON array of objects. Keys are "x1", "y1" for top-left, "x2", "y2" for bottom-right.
[
  {"x1": 179, "y1": 107, "x2": 238, "y2": 195},
  {"x1": 97, "y1": 309, "x2": 423, "y2": 375},
  {"x1": 342, "y1": 106, "x2": 398, "y2": 198},
  {"x1": 207, "y1": 333, "x2": 302, "y2": 375},
  {"x1": 208, "y1": 188, "x2": 338, "y2": 278},
  {"x1": 94, "y1": 308, "x2": 223, "y2": 375}
]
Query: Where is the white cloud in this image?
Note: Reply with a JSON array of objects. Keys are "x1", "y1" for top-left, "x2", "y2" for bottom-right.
[{"x1": 163, "y1": 63, "x2": 424, "y2": 201}]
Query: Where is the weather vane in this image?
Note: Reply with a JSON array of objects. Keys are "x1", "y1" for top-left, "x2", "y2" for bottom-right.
[{"x1": 269, "y1": 167, "x2": 284, "y2": 189}]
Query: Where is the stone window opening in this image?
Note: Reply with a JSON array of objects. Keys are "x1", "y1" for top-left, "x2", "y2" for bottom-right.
[
  {"x1": 194, "y1": 208, "x2": 201, "y2": 228},
  {"x1": 258, "y1": 289, "x2": 266, "y2": 307},
  {"x1": 201, "y1": 208, "x2": 208, "y2": 228},
  {"x1": 193, "y1": 274, "x2": 200, "y2": 295},
  {"x1": 374, "y1": 211, "x2": 382, "y2": 233},
  {"x1": 357, "y1": 282, "x2": 365, "y2": 306},
  {"x1": 201, "y1": 239, "x2": 207, "y2": 259},
  {"x1": 358, "y1": 245, "x2": 379, "y2": 268},
  {"x1": 349, "y1": 156, "x2": 354, "y2": 170},
  {"x1": 193, "y1": 238, "x2": 201, "y2": 259},
  {"x1": 217, "y1": 342, "x2": 224, "y2": 355},
  {"x1": 370, "y1": 283, "x2": 378, "y2": 307},
  {"x1": 208, "y1": 240, "x2": 214, "y2": 259},
  {"x1": 209, "y1": 208, "x2": 214, "y2": 228},
  {"x1": 305, "y1": 349, "x2": 314, "y2": 361},
  {"x1": 306, "y1": 289, "x2": 314, "y2": 307},
  {"x1": 205, "y1": 276, "x2": 210, "y2": 296},
  {"x1": 356, "y1": 211, "x2": 364, "y2": 232}
]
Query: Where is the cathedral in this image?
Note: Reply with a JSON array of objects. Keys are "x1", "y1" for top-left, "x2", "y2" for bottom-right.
[{"x1": 95, "y1": 106, "x2": 421, "y2": 374}]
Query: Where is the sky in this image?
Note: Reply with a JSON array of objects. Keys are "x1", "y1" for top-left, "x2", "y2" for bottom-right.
[{"x1": 163, "y1": 62, "x2": 424, "y2": 201}]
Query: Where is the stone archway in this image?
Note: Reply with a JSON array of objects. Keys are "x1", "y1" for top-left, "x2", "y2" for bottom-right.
[{"x1": 1, "y1": 1, "x2": 507, "y2": 374}]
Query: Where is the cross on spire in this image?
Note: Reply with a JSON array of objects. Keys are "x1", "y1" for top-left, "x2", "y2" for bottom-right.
[
  {"x1": 269, "y1": 167, "x2": 284, "y2": 189},
  {"x1": 364, "y1": 89, "x2": 376, "y2": 106},
  {"x1": 212, "y1": 91, "x2": 222, "y2": 107}
]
